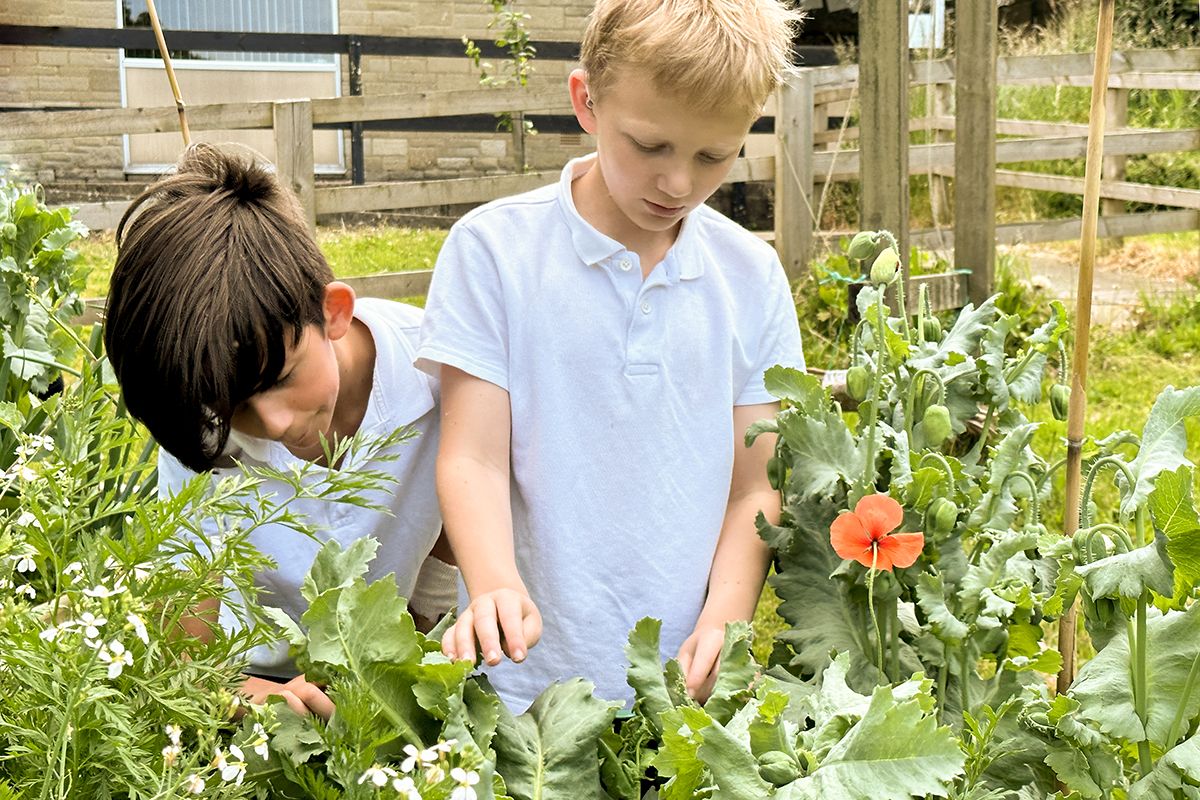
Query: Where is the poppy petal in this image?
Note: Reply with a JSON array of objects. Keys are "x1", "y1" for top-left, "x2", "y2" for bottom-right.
[
  {"x1": 869, "y1": 546, "x2": 895, "y2": 572},
  {"x1": 855, "y1": 493, "x2": 904, "y2": 537},
  {"x1": 878, "y1": 532, "x2": 925, "y2": 569},
  {"x1": 830, "y1": 513, "x2": 871, "y2": 561}
]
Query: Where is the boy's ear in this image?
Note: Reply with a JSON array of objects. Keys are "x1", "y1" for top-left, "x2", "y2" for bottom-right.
[
  {"x1": 322, "y1": 281, "x2": 356, "y2": 340},
  {"x1": 568, "y1": 69, "x2": 597, "y2": 135}
]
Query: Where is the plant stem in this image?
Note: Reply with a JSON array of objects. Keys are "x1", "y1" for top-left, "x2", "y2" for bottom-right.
[
  {"x1": 960, "y1": 646, "x2": 971, "y2": 717},
  {"x1": 1167, "y1": 653, "x2": 1200, "y2": 750},
  {"x1": 1080, "y1": 455, "x2": 1138, "y2": 528},
  {"x1": 868, "y1": 549, "x2": 884, "y2": 679},
  {"x1": 859, "y1": 294, "x2": 887, "y2": 496},
  {"x1": 888, "y1": 594, "x2": 901, "y2": 680},
  {"x1": 1134, "y1": 594, "x2": 1153, "y2": 777},
  {"x1": 964, "y1": 404, "x2": 997, "y2": 467}
]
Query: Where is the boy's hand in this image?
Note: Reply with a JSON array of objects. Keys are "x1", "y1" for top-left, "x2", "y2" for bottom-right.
[
  {"x1": 443, "y1": 588, "x2": 542, "y2": 666},
  {"x1": 677, "y1": 624, "x2": 726, "y2": 704},
  {"x1": 241, "y1": 674, "x2": 335, "y2": 720}
]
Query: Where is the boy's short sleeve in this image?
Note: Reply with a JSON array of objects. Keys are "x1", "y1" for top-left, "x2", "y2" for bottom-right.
[
  {"x1": 414, "y1": 224, "x2": 510, "y2": 391},
  {"x1": 735, "y1": 259, "x2": 805, "y2": 407}
]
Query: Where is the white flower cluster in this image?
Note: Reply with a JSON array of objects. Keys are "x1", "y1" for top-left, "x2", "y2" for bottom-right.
[
  {"x1": 2, "y1": 433, "x2": 54, "y2": 484},
  {"x1": 357, "y1": 739, "x2": 479, "y2": 800},
  {"x1": 169, "y1": 720, "x2": 270, "y2": 793}
]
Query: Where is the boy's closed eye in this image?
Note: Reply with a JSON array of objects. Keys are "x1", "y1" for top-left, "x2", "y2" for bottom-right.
[{"x1": 628, "y1": 136, "x2": 734, "y2": 165}]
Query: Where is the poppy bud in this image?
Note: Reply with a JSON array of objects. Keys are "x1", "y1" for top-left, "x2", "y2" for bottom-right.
[
  {"x1": 870, "y1": 247, "x2": 900, "y2": 286},
  {"x1": 1051, "y1": 384, "x2": 1070, "y2": 422},
  {"x1": 922, "y1": 316, "x2": 942, "y2": 342},
  {"x1": 767, "y1": 456, "x2": 786, "y2": 491},
  {"x1": 758, "y1": 751, "x2": 800, "y2": 786},
  {"x1": 926, "y1": 497, "x2": 958, "y2": 536},
  {"x1": 0, "y1": 222, "x2": 16, "y2": 240},
  {"x1": 847, "y1": 231, "x2": 878, "y2": 260},
  {"x1": 846, "y1": 365, "x2": 870, "y2": 402},
  {"x1": 923, "y1": 404, "x2": 953, "y2": 445}
]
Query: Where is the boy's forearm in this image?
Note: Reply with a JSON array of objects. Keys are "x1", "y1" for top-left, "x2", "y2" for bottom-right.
[
  {"x1": 437, "y1": 454, "x2": 525, "y2": 597},
  {"x1": 696, "y1": 487, "x2": 777, "y2": 629}
]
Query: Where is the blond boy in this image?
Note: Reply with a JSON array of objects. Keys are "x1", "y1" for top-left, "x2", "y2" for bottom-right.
[{"x1": 416, "y1": 0, "x2": 805, "y2": 710}]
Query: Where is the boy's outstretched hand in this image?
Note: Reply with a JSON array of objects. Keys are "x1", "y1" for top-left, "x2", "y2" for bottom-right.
[
  {"x1": 443, "y1": 587, "x2": 542, "y2": 666},
  {"x1": 240, "y1": 673, "x2": 335, "y2": 720},
  {"x1": 677, "y1": 623, "x2": 725, "y2": 704}
]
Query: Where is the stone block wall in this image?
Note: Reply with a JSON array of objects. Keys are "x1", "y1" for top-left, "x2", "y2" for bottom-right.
[{"x1": 1, "y1": 1, "x2": 597, "y2": 193}]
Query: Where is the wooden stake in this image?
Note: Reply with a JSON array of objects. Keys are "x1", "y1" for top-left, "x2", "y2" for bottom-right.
[
  {"x1": 1056, "y1": 0, "x2": 1116, "y2": 697},
  {"x1": 145, "y1": 0, "x2": 191, "y2": 147}
]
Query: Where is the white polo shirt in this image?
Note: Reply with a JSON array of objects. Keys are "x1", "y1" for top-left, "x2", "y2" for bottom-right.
[
  {"x1": 160, "y1": 298, "x2": 443, "y2": 676},
  {"x1": 416, "y1": 154, "x2": 804, "y2": 710}
]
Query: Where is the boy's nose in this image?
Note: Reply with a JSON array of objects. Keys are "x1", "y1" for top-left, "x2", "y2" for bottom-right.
[
  {"x1": 657, "y1": 165, "x2": 692, "y2": 200},
  {"x1": 243, "y1": 396, "x2": 293, "y2": 441}
]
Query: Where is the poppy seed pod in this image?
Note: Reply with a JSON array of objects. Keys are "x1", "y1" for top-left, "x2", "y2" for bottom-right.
[{"x1": 847, "y1": 230, "x2": 878, "y2": 260}]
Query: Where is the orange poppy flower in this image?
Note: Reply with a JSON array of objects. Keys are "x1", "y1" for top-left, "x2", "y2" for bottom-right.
[{"x1": 830, "y1": 493, "x2": 925, "y2": 572}]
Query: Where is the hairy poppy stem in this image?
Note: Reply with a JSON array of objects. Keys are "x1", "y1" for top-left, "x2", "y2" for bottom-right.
[{"x1": 868, "y1": 547, "x2": 884, "y2": 678}]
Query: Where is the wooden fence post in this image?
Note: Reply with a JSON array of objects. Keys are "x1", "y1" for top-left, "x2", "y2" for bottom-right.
[
  {"x1": 954, "y1": 2, "x2": 998, "y2": 304},
  {"x1": 859, "y1": 0, "x2": 911, "y2": 264},
  {"x1": 1101, "y1": 86, "x2": 1129, "y2": 248},
  {"x1": 775, "y1": 70, "x2": 814, "y2": 282},
  {"x1": 273, "y1": 99, "x2": 316, "y2": 234}
]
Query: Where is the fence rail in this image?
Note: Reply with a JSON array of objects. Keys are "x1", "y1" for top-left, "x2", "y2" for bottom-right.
[{"x1": 2, "y1": 46, "x2": 1196, "y2": 316}]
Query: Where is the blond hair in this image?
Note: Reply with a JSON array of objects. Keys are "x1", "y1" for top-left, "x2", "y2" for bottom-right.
[{"x1": 580, "y1": 0, "x2": 804, "y2": 116}]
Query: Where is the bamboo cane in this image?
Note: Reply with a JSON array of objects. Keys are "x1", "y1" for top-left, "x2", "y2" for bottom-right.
[
  {"x1": 1055, "y1": 0, "x2": 1116, "y2": 696},
  {"x1": 145, "y1": 0, "x2": 191, "y2": 147}
]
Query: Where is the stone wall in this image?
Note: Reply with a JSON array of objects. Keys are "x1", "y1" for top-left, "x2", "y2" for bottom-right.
[{"x1": 0, "y1": 1, "x2": 597, "y2": 194}]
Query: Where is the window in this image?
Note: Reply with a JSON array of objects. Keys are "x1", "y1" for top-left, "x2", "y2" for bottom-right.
[{"x1": 118, "y1": 0, "x2": 343, "y2": 174}]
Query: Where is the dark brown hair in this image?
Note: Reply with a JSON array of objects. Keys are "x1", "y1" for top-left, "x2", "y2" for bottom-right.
[{"x1": 104, "y1": 143, "x2": 333, "y2": 472}]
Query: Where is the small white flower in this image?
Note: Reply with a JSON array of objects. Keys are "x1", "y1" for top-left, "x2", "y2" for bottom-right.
[
  {"x1": 79, "y1": 611, "x2": 106, "y2": 640},
  {"x1": 450, "y1": 767, "x2": 480, "y2": 800},
  {"x1": 183, "y1": 774, "x2": 205, "y2": 794},
  {"x1": 15, "y1": 511, "x2": 39, "y2": 529},
  {"x1": 424, "y1": 764, "x2": 445, "y2": 784},
  {"x1": 132, "y1": 562, "x2": 153, "y2": 581},
  {"x1": 14, "y1": 553, "x2": 36, "y2": 573},
  {"x1": 98, "y1": 640, "x2": 132, "y2": 679},
  {"x1": 126, "y1": 612, "x2": 149, "y2": 645},
  {"x1": 392, "y1": 775, "x2": 423, "y2": 800},
  {"x1": 358, "y1": 764, "x2": 399, "y2": 787},
  {"x1": 162, "y1": 744, "x2": 181, "y2": 767},
  {"x1": 103, "y1": 556, "x2": 119, "y2": 572},
  {"x1": 39, "y1": 624, "x2": 59, "y2": 642},
  {"x1": 433, "y1": 739, "x2": 457, "y2": 754},
  {"x1": 63, "y1": 561, "x2": 82, "y2": 575},
  {"x1": 82, "y1": 583, "x2": 119, "y2": 599},
  {"x1": 165, "y1": 723, "x2": 182, "y2": 747},
  {"x1": 400, "y1": 743, "x2": 424, "y2": 772},
  {"x1": 14, "y1": 583, "x2": 35, "y2": 599},
  {"x1": 250, "y1": 722, "x2": 269, "y2": 759},
  {"x1": 213, "y1": 745, "x2": 246, "y2": 784}
]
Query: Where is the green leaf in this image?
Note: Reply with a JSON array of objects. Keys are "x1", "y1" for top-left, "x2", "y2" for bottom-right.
[
  {"x1": 300, "y1": 537, "x2": 380, "y2": 603},
  {"x1": 777, "y1": 411, "x2": 864, "y2": 502},
  {"x1": 916, "y1": 573, "x2": 970, "y2": 644},
  {"x1": 1124, "y1": 385, "x2": 1200, "y2": 517},
  {"x1": 625, "y1": 618, "x2": 676, "y2": 735},
  {"x1": 493, "y1": 679, "x2": 620, "y2": 800},
  {"x1": 957, "y1": 529, "x2": 1039, "y2": 616},
  {"x1": 267, "y1": 701, "x2": 327, "y2": 765},
  {"x1": 262, "y1": 606, "x2": 307, "y2": 647},
  {"x1": 695, "y1": 711, "x2": 775, "y2": 800},
  {"x1": 1149, "y1": 466, "x2": 1200, "y2": 599},
  {"x1": 1077, "y1": 533, "x2": 1175, "y2": 600},
  {"x1": 1129, "y1": 733, "x2": 1200, "y2": 800},
  {"x1": 910, "y1": 297, "x2": 999, "y2": 373},
  {"x1": 302, "y1": 577, "x2": 423, "y2": 671},
  {"x1": 703, "y1": 621, "x2": 759, "y2": 726},
  {"x1": 655, "y1": 706, "x2": 713, "y2": 800},
  {"x1": 906, "y1": 466, "x2": 948, "y2": 511},
  {"x1": 1005, "y1": 621, "x2": 1063, "y2": 674},
  {"x1": 967, "y1": 424, "x2": 1039, "y2": 531},
  {"x1": 780, "y1": 685, "x2": 965, "y2": 800},
  {"x1": 764, "y1": 366, "x2": 828, "y2": 414},
  {"x1": 747, "y1": 690, "x2": 796, "y2": 758},
  {"x1": 1070, "y1": 602, "x2": 1200, "y2": 749},
  {"x1": 0, "y1": 401, "x2": 21, "y2": 434}
]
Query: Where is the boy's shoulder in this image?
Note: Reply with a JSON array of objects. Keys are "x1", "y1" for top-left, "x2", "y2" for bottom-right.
[
  {"x1": 689, "y1": 203, "x2": 778, "y2": 261},
  {"x1": 453, "y1": 180, "x2": 561, "y2": 236}
]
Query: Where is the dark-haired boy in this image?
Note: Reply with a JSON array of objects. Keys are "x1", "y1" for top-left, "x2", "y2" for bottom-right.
[{"x1": 104, "y1": 143, "x2": 454, "y2": 718}]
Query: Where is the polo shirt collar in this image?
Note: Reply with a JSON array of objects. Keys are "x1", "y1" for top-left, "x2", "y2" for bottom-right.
[{"x1": 557, "y1": 154, "x2": 706, "y2": 282}]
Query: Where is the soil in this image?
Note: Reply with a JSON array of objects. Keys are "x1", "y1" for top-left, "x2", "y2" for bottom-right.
[{"x1": 1006, "y1": 240, "x2": 1198, "y2": 329}]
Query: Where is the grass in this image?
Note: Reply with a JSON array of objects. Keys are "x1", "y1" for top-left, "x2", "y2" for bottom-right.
[{"x1": 74, "y1": 224, "x2": 448, "y2": 299}]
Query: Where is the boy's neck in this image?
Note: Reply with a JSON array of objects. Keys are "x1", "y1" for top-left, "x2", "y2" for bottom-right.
[{"x1": 572, "y1": 160, "x2": 680, "y2": 276}]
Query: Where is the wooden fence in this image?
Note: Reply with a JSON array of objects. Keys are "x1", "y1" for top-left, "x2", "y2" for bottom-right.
[{"x1": 1, "y1": 46, "x2": 1196, "y2": 316}]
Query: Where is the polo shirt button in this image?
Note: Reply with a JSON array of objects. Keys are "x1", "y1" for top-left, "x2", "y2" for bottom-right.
[
  {"x1": 619, "y1": 258, "x2": 633, "y2": 271},
  {"x1": 641, "y1": 302, "x2": 652, "y2": 314}
]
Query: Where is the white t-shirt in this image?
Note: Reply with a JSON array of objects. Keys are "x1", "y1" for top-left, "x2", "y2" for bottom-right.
[
  {"x1": 159, "y1": 298, "x2": 443, "y2": 676},
  {"x1": 415, "y1": 154, "x2": 805, "y2": 710}
]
